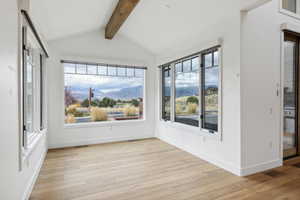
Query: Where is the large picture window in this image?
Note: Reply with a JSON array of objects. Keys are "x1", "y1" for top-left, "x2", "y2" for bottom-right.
[
  {"x1": 63, "y1": 61, "x2": 146, "y2": 124},
  {"x1": 160, "y1": 47, "x2": 221, "y2": 134}
]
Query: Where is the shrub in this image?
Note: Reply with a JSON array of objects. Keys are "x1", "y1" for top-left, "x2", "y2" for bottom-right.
[
  {"x1": 187, "y1": 103, "x2": 198, "y2": 114},
  {"x1": 186, "y1": 96, "x2": 199, "y2": 105},
  {"x1": 124, "y1": 106, "x2": 138, "y2": 116},
  {"x1": 65, "y1": 114, "x2": 76, "y2": 123},
  {"x1": 66, "y1": 104, "x2": 84, "y2": 117},
  {"x1": 91, "y1": 107, "x2": 108, "y2": 121},
  {"x1": 176, "y1": 104, "x2": 185, "y2": 114}
]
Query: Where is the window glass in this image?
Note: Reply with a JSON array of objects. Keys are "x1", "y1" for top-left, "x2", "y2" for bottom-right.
[
  {"x1": 64, "y1": 63, "x2": 76, "y2": 74},
  {"x1": 183, "y1": 60, "x2": 191, "y2": 73},
  {"x1": 108, "y1": 66, "x2": 117, "y2": 76},
  {"x1": 76, "y1": 64, "x2": 87, "y2": 74},
  {"x1": 282, "y1": 0, "x2": 297, "y2": 13},
  {"x1": 202, "y1": 50, "x2": 219, "y2": 132},
  {"x1": 191, "y1": 57, "x2": 199, "y2": 72},
  {"x1": 162, "y1": 66, "x2": 171, "y2": 120},
  {"x1": 175, "y1": 62, "x2": 182, "y2": 73},
  {"x1": 175, "y1": 57, "x2": 199, "y2": 127},
  {"x1": 64, "y1": 63, "x2": 145, "y2": 124},
  {"x1": 98, "y1": 65, "x2": 107, "y2": 75},
  {"x1": 213, "y1": 51, "x2": 219, "y2": 66},
  {"x1": 23, "y1": 24, "x2": 45, "y2": 146},
  {"x1": 135, "y1": 68, "x2": 144, "y2": 78},
  {"x1": 24, "y1": 51, "x2": 34, "y2": 133},
  {"x1": 205, "y1": 53, "x2": 213, "y2": 67},
  {"x1": 87, "y1": 65, "x2": 97, "y2": 75},
  {"x1": 160, "y1": 48, "x2": 220, "y2": 133},
  {"x1": 127, "y1": 68, "x2": 135, "y2": 77},
  {"x1": 117, "y1": 67, "x2": 126, "y2": 76}
]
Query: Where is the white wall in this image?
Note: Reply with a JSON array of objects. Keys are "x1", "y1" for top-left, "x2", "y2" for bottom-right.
[
  {"x1": 0, "y1": 0, "x2": 48, "y2": 200},
  {"x1": 240, "y1": 0, "x2": 300, "y2": 175},
  {"x1": 46, "y1": 30, "x2": 156, "y2": 148},
  {"x1": 155, "y1": 10, "x2": 243, "y2": 175}
]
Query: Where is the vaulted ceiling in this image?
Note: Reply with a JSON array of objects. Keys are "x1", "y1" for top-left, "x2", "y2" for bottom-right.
[{"x1": 30, "y1": 0, "x2": 270, "y2": 55}]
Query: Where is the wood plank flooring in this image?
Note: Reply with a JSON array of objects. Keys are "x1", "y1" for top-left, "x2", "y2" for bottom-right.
[{"x1": 30, "y1": 139, "x2": 300, "y2": 200}]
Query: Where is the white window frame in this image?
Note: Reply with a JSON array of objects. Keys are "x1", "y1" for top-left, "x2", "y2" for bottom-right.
[
  {"x1": 280, "y1": 0, "x2": 300, "y2": 20},
  {"x1": 159, "y1": 46, "x2": 223, "y2": 140},
  {"x1": 62, "y1": 60, "x2": 147, "y2": 128},
  {"x1": 19, "y1": 10, "x2": 47, "y2": 168}
]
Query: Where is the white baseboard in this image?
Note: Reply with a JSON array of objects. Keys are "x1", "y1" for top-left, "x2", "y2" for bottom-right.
[
  {"x1": 158, "y1": 135, "x2": 283, "y2": 176},
  {"x1": 48, "y1": 135, "x2": 155, "y2": 149},
  {"x1": 158, "y1": 136, "x2": 241, "y2": 176},
  {"x1": 240, "y1": 159, "x2": 283, "y2": 176},
  {"x1": 22, "y1": 148, "x2": 47, "y2": 200}
]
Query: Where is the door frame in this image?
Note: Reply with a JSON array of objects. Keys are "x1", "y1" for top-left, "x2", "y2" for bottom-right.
[{"x1": 281, "y1": 31, "x2": 300, "y2": 159}]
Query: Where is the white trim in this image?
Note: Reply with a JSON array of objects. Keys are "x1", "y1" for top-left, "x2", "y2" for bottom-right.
[
  {"x1": 280, "y1": 30, "x2": 285, "y2": 161},
  {"x1": 240, "y1": 159, "x2": 283, "y2": 176},
  {"x1": 279, "y1": 22, "x2": 300, "y2": 160},
  {"x1": 158, "y1": 136, "x2": 241, "y2": 176},
  {"x1": 160, "y1": 120, "x2": 221, "y2": 140},
  {"x1": 48, "y1": 135, "x2": 155, "y2": 149},
  {"x1": 62, "y1": 58, "x2": 147, "y2": 126},
  {"x1": 22, "y1": 129, "x2": 46, "y2": 163},
  {"x1": 22, "y1": 146, "x2": 47, "y2": 200},
  {"x1": 64, "y1": 119, "x2": 146, "y2": 129},
  {"x1": 281, "y1": 22, "x2": 300, "y2": 33}
]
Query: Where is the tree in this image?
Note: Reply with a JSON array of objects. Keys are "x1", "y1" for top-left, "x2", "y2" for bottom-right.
[
  {"x1": 100, "y1": 97, "x2": 116, "y2": 108},
  {"x1": 131, "y1": 99, "x2": 140, "y2": 107},
  {"x1": 65, "y1": 87, "x2": 77, "y2": 106},
  {"x1": 81, "y1": 99, "x2": 90, "y2": 107},
  {"x1": 186, "y1": 96, "x2": 199, "y2": 105}
]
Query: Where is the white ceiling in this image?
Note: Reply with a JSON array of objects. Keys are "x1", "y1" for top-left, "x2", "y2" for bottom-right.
[{"x1": 30, "y1": 0, "x2": 270, "y2": 55}]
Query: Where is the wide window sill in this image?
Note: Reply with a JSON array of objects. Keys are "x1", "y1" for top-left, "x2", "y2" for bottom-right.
[
  {"x1": 159, "y1": 120, "x2": 221, "y2": 141},
  {"x1": 64, "y1": 119, "x2": 146, "y2": 129},
  {"x1": 22, "y1": 129, "x2": 47, "y2": 162}
]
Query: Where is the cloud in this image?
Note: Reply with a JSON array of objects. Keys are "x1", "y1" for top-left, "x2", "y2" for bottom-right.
[{"x1": 65, "y1": 74, "x2": 144, "y2": 91}]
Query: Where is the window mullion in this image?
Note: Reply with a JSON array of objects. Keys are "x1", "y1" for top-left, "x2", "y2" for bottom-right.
[
  {"x1": 170, "y1": 63, "x2": 175, "y2": 122},
  {"x1": 199, "y1": 54, "x2": 203, "y2": 129}
]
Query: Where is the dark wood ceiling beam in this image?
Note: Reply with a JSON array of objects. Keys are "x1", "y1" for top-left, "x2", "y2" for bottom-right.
[{"x1": 105, "y1": 0, "x2": 140, "y2": 39}]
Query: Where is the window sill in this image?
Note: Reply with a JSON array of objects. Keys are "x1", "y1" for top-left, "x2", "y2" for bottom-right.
[
  {"x1": 64, "y1": 119, "x2": 146, "y2": 129},
  {"x1": 280, "y1": 8, "x2": 300, "y2": 20},
  {"x1": 22, "y1": 129, "x2": 47, "y2": 163},
  {"x1": 159, "y1": 120, "x2": 222, "y2": 141}
]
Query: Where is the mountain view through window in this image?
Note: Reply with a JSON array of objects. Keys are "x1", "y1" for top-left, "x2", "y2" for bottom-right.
[{"x1": 64, "y1": 62, "x2": 145, "y2": 124}]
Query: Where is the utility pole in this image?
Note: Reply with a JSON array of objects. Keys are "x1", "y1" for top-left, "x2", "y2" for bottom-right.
[{"x1": 89, "y1": 88, "x2": 94, "y2": 109}]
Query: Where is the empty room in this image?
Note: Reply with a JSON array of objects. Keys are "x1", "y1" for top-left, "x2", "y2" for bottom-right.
[{"x1": 2, "y1": 0, "x2": 300, "y2": 199}]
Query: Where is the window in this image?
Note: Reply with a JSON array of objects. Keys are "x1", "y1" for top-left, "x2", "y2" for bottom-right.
[
  {"x1": 22, "y1": 23, "x2": 46, "y2": 147},
  {"x1": 175, "y1": 57, "x2": 200, "y2": 127},
  {"x1": 162, "y1": 65, "x2": 171, "y2": 121},
  {"x1": 63, "y1": 61, "x2": 146, "y2": 124},
  {"x1": 281, "y1": 0, "x2": 300, "y2": 16},
  {"x1": 160, "y1": 47, "x2": 221, "y2": 134},
  {"x1": 201, "y1": 50, "x2": 219, "y2": 132}
]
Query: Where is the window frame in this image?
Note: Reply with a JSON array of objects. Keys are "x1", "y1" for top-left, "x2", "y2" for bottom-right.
[
  {"x1": 161, "y1": 65, "x2": 171, "y2": 121},
  {"x1": 159, "y1": 46, "x2": 222, "y2": 138},
  {"x1": 62, "y1": 60, "x2": 147, "y2": 127},
  {"x1": 280, "y1": 0, "x2": 300, "y2": 20},
  {"x1": 21, "y1": 12, "x2": 47, "y2": 151}
]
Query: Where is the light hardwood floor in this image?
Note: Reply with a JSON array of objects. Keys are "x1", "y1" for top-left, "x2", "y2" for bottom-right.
[{"x1": 30, "y1": 139, "x2": 300, "y2": 200}]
